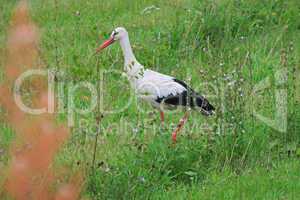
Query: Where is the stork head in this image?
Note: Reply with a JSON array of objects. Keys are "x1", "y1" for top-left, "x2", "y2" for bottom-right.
[
  {"x1": 111, "y1": 27, "x2": 128, "y2": 40},
  {"x1": 96, "y1": 27, "x2": 128, "y2": 53}
]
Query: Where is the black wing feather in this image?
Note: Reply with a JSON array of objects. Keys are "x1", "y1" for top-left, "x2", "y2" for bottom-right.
[{"x1": 155, "y1": 78, "x2": 215, "y2": 115}]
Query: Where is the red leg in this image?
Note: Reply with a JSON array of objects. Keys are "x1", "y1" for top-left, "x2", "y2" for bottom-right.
[
  {"x1": 172, "y1": 112, "x2": 190, "y2": 143},
  {"x1": 160, "y1": 111, "x2": 164, "y2": 126}
]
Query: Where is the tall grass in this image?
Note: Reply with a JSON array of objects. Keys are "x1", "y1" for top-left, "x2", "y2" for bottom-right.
[
  {"x1": 0, "y1": 0, "x2": 299, "y2": 199},
  {"x1": 0, "y1": 1, "x2": 81, "y2": 199}
]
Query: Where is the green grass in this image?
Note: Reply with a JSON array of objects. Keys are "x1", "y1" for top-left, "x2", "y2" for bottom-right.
[
  {"x1": 151, "y1": 159, "x2": 300, "y2": 200},
  {"x1": 1, "y1": 0, "x2": 300, "y2": 199}
]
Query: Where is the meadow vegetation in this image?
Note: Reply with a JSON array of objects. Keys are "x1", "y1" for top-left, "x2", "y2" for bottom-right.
[{"x1": 0, "y1": 0, "x2": 299, "y2": 199}]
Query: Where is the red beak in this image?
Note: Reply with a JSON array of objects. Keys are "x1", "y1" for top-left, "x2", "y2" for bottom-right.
[{"x1": 95, "y1": 37, "x2": 115, "y2": 53}]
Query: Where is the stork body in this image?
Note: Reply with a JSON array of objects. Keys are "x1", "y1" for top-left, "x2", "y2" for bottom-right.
[{"x1": 96, "y1": 27, "x2": 215, "y2": 142}]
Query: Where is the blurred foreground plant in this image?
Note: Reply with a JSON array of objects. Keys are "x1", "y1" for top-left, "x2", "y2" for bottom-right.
[{"x1": 0, "y1": 1, "x2": 81, "y2": 199}]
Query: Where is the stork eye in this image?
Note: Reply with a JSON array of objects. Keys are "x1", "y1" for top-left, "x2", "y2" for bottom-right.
[{"x1": 113, "y1": 31, "x2": 118, "y2": 36}]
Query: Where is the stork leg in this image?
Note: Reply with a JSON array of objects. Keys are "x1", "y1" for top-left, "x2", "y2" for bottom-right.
[
  {"x1": 160, "y1": 111, "x2": 164, "y2": 127},
  {"x1": 171, "y1": 112, "x2": 190, "y2": 143}
]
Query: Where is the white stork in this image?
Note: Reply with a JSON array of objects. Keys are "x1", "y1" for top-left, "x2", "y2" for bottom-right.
[{"x1": 96, "y1": 27, "x2": 215, "y2": 142}]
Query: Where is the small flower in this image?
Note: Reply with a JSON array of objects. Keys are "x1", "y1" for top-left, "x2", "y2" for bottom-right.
[
  {"x1": 227, "y1": 81, "x2": 235, "y2": 86},
  {"x1": 139, "y1": 176, "x2": 146, "y2": 183},
  {"x1": 224, "y1": 75, "x2": 231, "y2": 81},
  {"x1": 133, "y1": 128, "x2": 139, "y2": 134},
  {"x1": 104, "y1": 167, "x2": 110, "y2": 173}
]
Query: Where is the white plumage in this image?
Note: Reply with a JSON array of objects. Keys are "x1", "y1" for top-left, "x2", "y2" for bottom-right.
[
  {"x1": 96, "y1": 27, "x2": 215, "y2": 142},
  {"x1": 131, "y1": 68, "x2": 187, "y2": 108}
]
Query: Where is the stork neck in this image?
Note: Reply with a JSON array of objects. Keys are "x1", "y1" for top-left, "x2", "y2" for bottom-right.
[{"x1": 119, "y1": 35, "x2": 136, "y2": 65}]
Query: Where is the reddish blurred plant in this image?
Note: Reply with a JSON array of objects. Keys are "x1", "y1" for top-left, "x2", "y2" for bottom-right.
[{"x1": 0, "y1": 1, "x2": 81, "y2": 199}]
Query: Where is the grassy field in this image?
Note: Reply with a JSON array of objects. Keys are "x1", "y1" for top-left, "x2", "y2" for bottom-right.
[{"x1": 0, "y1": 0, "x2": 300, "y2": 199}]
